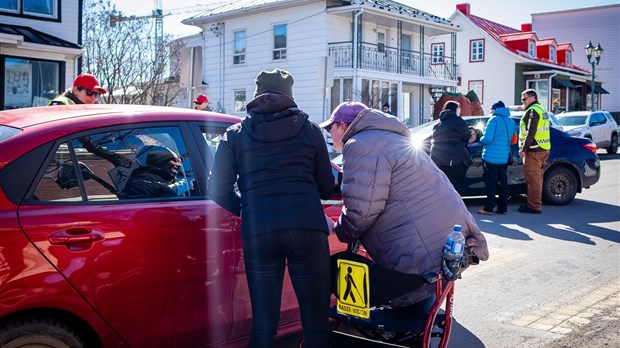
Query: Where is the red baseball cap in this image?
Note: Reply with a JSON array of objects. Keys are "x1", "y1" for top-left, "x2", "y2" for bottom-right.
[
  {"x1": 194, "y1": 94, "x2": 208, "y2": 104},
  {"x1": 73, "y1": 73, "x2": 107, "y2": 94}
]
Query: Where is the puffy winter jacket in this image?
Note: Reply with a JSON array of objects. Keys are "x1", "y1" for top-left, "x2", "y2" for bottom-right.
[
  {"x1": 208, "y1": 92, "x2": 334, "y2": 238},
  {"x1": 333, "y1": 108, "x2": 489, "y2": 306},
  {"x1": 480, "y1": 108, "x2": 517, "y2": 165}
]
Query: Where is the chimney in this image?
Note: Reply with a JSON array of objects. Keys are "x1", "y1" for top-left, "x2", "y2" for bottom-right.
[
  {"x1": 456, "y1": 3, "x2": 470, "y2": 16},
  {"x1": 521, "y1": 23, "x2": 532, "y2": 32}
]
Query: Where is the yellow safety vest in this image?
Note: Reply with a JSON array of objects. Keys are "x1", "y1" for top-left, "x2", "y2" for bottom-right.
[
  {"x1": 48, "y1": 96, "x2": 77, "y2": 106},
  {"x1": 519, "y1": 103, "x2": 550, "y2": 150}
]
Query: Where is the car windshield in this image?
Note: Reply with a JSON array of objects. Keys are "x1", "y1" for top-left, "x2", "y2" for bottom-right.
[{"x1": 557, "y1": 116, "x2": 587, "y2": 126}]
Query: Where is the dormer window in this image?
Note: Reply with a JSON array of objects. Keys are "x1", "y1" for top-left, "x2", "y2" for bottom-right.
[
  {"x1": 528, "y1": 41, "x2": 536, "y2": 58},
  {"x1": 566, "y1": 51, "x2": 572, "y2": 65},
  {"x1": 549, "y1": 46, "x2": 556, "y2": 62}
]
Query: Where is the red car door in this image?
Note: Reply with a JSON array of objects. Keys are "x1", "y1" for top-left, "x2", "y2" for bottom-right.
[{"x1": 17, "y1": 125, "x2": 238, "y2": 347}]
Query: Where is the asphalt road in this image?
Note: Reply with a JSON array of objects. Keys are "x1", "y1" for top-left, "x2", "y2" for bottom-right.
[{"x1": 451, "y1": 151, "x2": 619, "y2": 348}]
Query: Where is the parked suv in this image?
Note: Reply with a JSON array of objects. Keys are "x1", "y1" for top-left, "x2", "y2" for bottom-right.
[{"x1": 555, "y1": 110, "x2": 618, "y2": 154}]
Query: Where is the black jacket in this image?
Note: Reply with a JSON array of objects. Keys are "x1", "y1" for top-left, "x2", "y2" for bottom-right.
[
  {"x1": 208, "y1": 93, "x2": 334, "y2": 237},
  {"x1": 123, "y1": 166, "x2": 178, "y2": 199},
  {"x1": 430, "y1": 110, "x2": 472, "y2": 167}
]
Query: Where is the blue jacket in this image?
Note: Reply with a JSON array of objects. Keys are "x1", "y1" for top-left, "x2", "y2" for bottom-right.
[{"x1": 480, "y1": 108, "x2": 517, "y2": 165}]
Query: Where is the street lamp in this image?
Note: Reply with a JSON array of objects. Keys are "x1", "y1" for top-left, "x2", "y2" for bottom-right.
[{"x1": 585, "y1": 41, "x2": 604, "y2": 110}]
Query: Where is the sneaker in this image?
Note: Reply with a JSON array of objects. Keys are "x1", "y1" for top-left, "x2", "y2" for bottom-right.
[
  {"x1": 518, "y1": 205, "x2": 541, "y2": 214},
  {"x1": 478, "y1": 209, "x2": 494, "y2": 215},
  {"x1": 495, "y1": 210, "x2": 507, "y2": 215}
]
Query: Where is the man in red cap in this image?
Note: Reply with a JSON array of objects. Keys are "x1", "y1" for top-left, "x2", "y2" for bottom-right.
[
  {"x1": 48, "y1": 73, "x2": 107, "y2": 105},
  {"x1": 194, "y1": 94, "x2": 211, "y2": 111}
]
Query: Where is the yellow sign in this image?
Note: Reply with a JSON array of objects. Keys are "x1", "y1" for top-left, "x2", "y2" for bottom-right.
[{"x1": 336, "y1": 259, "x2": 370, "y2": 319}]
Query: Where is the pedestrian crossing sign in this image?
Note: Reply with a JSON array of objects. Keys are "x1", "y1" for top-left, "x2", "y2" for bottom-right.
[{"x1": 336, "y1": 259, "x2": 370, "y2": 319}]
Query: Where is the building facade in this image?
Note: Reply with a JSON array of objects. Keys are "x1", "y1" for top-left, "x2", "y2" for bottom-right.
[
  {"x1": 1, "y1": 0, "x2": 84, "y2": 109},
  {"x1": 177, "y1": 0, "x2": 460, "y2": 126},
  {"x1": 434, "y1": 3, "x2": 607, "y2": 114},
  {"x1": 532, "y1": 4, "x2": 619, "y2": 113}
]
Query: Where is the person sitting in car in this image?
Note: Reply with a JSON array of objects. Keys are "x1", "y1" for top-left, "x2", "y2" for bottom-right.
[{"x1": 122, "y1": 146, "x2": 186, "y2": 199}]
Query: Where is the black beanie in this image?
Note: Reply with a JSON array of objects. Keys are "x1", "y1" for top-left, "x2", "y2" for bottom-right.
[
  {"x1": 254, "y1": 68, "x2": 294, "y2": 99},
  {"x1": 444, "y1": 101, "x2": 459, "y2": 112},
  {"x1": 145, "y1": 147, "x2": 178, "y2": 167}
]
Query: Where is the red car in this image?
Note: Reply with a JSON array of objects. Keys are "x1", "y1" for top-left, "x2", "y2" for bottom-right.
[{"x1": 0, "y1": 105, "x2": 345, "y2": 347}]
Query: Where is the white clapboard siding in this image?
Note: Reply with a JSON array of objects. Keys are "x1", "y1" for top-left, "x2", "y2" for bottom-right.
[{"x1": 532, "y1": 5, "x2": 620, "y2": 112}]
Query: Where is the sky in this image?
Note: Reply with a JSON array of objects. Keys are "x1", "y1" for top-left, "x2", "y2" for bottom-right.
[{"x1": 111, "y1": 0, "x2": 619, "y2": 37}]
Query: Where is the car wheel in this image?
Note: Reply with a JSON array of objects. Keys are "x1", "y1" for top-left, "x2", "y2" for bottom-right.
[
  {"x1": 0, "y1": 316, "x2": 84, "y2": 348},
  {"x1": 542, "y1": 167, "x2": 577, "y2": 206},
  {"x1": 606, "y1": 133, "x2": 618, "y2": 154}
]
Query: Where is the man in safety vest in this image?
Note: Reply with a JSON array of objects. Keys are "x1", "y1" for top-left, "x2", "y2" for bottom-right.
[
  {"x1": 518, "y1": 89, "x2": 551, "y2": 214},
  {"x1": 48, "y1": 73, "x2": 107, "y2": 105}
]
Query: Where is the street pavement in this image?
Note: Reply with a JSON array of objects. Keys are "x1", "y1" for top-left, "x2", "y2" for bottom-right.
[{"x1": 450, "y1": 151, "x2": 619, "y2": 348}]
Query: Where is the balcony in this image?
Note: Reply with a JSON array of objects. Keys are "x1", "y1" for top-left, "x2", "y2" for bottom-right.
[{"x1": 328, "y1": 41, "x2": 456, "y2": 82}]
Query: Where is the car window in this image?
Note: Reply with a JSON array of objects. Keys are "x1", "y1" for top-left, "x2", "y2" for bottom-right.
[
  {"x1": 30, "y1": 127, "x2": 197, "y2": 202},
  {"x1": 558, "y1": 115, "x2": 587, "y2": 126}
]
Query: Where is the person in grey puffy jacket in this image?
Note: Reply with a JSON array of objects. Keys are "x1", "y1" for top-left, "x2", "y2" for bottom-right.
[
  {"x1": 478, "y1": 101, "x2": 518, "y2": 215},
  {"x1": 321, "y1": 101, "x2": 489, "y2": 307}
]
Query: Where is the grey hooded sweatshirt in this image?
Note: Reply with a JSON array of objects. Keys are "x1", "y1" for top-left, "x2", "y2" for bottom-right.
[{"x1": 333, "y1": 108, "x2": 489, "y2": 306}]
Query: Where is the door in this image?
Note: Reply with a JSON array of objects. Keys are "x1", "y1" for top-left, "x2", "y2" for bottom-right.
[{"x1": 17, "y1": 124, "x2": 237, "y2": 347}]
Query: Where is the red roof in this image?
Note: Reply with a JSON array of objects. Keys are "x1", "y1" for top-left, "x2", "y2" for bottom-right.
[
  {"x1": 500, "y1": 32, "x2": 538, "y2": 42},
  {"x1": 557, "y1": 43, "x2": 574, "y2": 51},
  {"x1": 537, "y1": 38, "x2": 557, "y2": 46},
  {"x1": 460, "y1": 10, "x2": 587, "y2": 72}
]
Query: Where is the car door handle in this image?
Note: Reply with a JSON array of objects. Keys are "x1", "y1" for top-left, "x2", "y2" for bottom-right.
[{"x1": 48, "y1": 228, "x2": 105, "y2": 245}]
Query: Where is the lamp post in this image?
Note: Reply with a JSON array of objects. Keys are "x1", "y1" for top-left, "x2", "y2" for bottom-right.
[{"x1": 585, "y1": 41, "x2": 604, "y2": 111}]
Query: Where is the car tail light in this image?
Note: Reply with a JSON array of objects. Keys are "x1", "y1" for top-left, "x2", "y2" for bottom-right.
[{"x1": 582, "y1": 142, "x2": 597, "y2": 154}]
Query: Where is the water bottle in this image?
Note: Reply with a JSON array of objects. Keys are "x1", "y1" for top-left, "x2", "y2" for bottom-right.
[{"x1": 442, "y1": 224, "x2": 465, "y2": 280}]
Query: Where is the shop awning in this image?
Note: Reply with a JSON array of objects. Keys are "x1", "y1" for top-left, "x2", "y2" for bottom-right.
[
  {"x1": 552, "y1": 77, "x2": 576, "y2": 88},
  {"x1": 0, "y1": 23, "x2": 81, "y2": 49},
  {"x1": 587, "y1": 85, "x2": 610, "y2": 94}
]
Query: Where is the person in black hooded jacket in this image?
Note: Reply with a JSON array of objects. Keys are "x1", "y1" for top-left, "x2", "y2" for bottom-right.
[
  {"x1": 208, "y1": 69, "x2": 334, "y2": 348},
  {"x1": 430, "y1": 100, "x2": 476, "y2": 195},
  {"x1": 123, "y1": 146, "x2": 185, "y2": 199}
]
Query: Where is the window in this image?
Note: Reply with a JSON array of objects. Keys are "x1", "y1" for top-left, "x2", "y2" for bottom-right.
[
  {"x1": 468, "y1": 80, "x2": 483, "y2": 104},
  {"x1": 526, "y1": 79, "x2": 549, "y2": 108},
  {"x1": 377, "y1": 31, "x2": 386, "y2": 53},
  {"x1": 3, "y1": 56, "x2": 61, "y2": 109},
  {"x1": 234, "y1": 90, "x2": 246, "y2": 112},
  {"x1": 1, "y1": 0, "x2": 57, "y2": 18},
  {"x1": 431, "y1": 43, "x2": 444, "y2": 64},
  {"x1": 273, "y1": 24, "x2": 287, "y2": 60},
  {"x1": 565, "y1": 52, "x2": 572, "y2": 65},
  {"x1": 233, "y1": 30, "x2": 246, "y2": 65},
  {"x1": 470, "y1": 39, "x2": 484, "y2": 62},
  {"x1": 31, "y1": 127, "x2": 197, "y2": 201},
  {"x1": 549, "y1": 46, "x2": 556, "y2": 63},
  {"x1": 528, "y1": 41, "x2": 536, "y2": 58}
]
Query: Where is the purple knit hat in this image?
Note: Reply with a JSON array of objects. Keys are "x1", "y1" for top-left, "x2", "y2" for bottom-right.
[{"x1": 319, "y1": 101, "x2": 367, "y2": 129}]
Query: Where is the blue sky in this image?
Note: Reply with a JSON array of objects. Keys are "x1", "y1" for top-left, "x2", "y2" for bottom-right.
[{"x1": 111, "y1": 0, "x2": 619, "y2": 37}]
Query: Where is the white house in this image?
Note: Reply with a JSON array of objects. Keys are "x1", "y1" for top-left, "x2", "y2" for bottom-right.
[
  {"x1": 177, "y1": 0, "x2": 461, "y2": 126},
  {"x1": 434, "y1": 3, "x2": 606, "y2": 114},
  {"x1": 0, "y1": 0, "x2": 84, "y2": 109},
  {"x1": 532, "y1": 4, "x2": 619, "y2": 113}
]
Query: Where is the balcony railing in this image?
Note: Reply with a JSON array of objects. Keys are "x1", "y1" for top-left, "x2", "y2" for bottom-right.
[{"x1": 328, "y1": 41, "x2": 456, "y2": 81}]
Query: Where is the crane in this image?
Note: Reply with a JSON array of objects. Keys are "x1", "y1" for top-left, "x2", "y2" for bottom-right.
[{"x1": 108, "y1": 1, "x2": 229, "y2": 68}]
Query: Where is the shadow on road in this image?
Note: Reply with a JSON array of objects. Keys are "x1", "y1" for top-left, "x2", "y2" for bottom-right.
[
  {"x1": 465, "y1": 196, "x2": 620, "y2": 245},
  {"x1": 448, "y1": 318, "x2": 486, "y2": 348}
]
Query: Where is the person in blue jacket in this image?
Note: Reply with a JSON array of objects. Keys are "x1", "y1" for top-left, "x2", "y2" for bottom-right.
[{"x1": 478, "y1": 101, "x2": 517, "y2": 215}]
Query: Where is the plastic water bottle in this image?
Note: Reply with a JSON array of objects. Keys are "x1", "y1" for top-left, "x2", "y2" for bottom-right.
[{"x1": 442, "y1": 224, "x2": 465, "y2": 280}]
